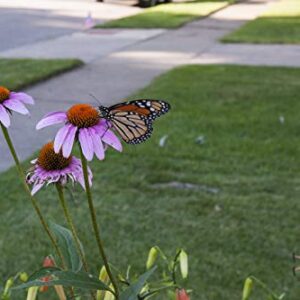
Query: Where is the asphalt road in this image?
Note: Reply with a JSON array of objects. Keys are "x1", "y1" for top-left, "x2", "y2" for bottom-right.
[{"x1": 0, "y1": 0, "x2": 140, "y2": 52}]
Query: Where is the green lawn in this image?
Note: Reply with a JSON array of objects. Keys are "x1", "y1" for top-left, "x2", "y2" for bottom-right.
[
  {"x1": 0, "y1": 58, "x2": 83, "y2": 90},
  {"x1": 2, "y1": 65, "x2": 300, "y2": 299},
  {"x1": 97, "y1": 1, "x2": 230, "y2": 29},
  {"x1": 222, "y1": 0, "x2": 300, "y2": 44}
]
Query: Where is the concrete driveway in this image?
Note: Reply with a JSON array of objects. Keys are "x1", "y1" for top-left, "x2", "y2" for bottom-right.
[{"x1": 0, "y1": 0, "x2": 140, "y2": 51}]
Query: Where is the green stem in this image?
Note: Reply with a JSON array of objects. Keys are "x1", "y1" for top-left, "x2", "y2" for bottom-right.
[
  {"x1": 0, "y1": 123, "x2": 65, "y2": 267},
  {"x1": 56, "y1": 184, "x2": 96, "y2": 300},
  {"x1": 79, "y1": 146, "x2": 119, "y2": 299},
  {"x1": 56, "y1": 184, "x2": 89, "y2": 272}
]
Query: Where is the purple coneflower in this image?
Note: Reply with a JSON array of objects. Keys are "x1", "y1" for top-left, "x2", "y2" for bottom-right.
[
  {"x1": 0, "y1": 86, "x2": 34, "y2": 128},
  {"x1": 27, "y1": 142, "x2": 92, "y2": 195},
  {"x1": 36, "y1": 104, "x2": 122, "y2": 161}
]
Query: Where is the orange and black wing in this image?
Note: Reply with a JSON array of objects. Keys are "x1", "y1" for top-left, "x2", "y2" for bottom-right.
[
  {"x1": 110, "y1": 99, "x2": 171, "y2": 120},
  {"x1": 108, "y1": 110, "x2": 153, "y2": 144}
]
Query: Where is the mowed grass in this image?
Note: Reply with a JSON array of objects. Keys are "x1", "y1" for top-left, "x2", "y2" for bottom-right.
[
  {"x1": 222, "y1": 0, "x2": 300, "y2": 44},
  {"x1": 1, "y1": 65, "x2": 300, "y2": 299},
  {"x1": 97, "y1": 1, "x2": 230, "y2": 28},
  {"x1": 0, "y1": 58, "x2": 83, "y2": 90}
]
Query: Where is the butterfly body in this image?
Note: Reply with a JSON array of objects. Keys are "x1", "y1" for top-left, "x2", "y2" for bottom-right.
[{"x1": 98, "y1": 99, "x2": 170, "y2": 144}]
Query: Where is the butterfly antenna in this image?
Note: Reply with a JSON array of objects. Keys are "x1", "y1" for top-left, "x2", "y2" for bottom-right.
[{"x1": 89, "y1": 93, "x2": 102, "y2": 106}]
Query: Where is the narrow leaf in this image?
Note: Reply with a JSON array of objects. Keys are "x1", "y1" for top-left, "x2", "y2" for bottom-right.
[
  {"x1": 120, "y1": 267, "x2": 157, "y2": 300},
  {"x1": 14, "y1": 270, "x2": 112, "y2": 293},
  {"x1": 50, "y1": 222, "x2": 83, "y2": 272},
  {"x1": 27, "y1": 267, "x2": 61, "y2": 281}
]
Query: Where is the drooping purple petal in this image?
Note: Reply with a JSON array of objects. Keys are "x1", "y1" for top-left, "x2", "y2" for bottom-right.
[
  {"x1": 87, "y1": 166, "x2": 93, "y2": 187},
  {"x1": 89, "y1": 128, "x2": 105, "y2": 160},
  {"x1": 54, "y1": 124, "x2": 74, "y2": 153},
  {"x1": 102, "y1": 130, "x2": 122, "y2": 152},
  {"x1": 31, "y1": 182, "x2": 44, "y2": 195},
  {"x1": 77, "y1": 173, "x2": 86, "y2": 190},
  {"x1": 10, "y1": 92, "x2": 34, "y2": 105},
  {"x1": 79, "y1": 128, "x2": 94, "y2": 161},
  {"x1": 3, "y1": 98, "x2": 29, "y2": 115},
  {"x1": 0, "y1": 104, "x2": 10, "y2": 128},
  {"x1": 77, "y1": 162, "x2": 93, "y2": 189},
  {"x1": 36, "y1": 111, "x2": 67, "y2": 130},
  {"x1": 62, "y1": 125, "x2": 77, "y2": 158}
]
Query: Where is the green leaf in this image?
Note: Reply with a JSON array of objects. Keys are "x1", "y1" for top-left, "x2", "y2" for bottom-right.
[
  {"x1": 27, "y1": 267, "x2": 61, "y2": 281},
  {"x1": 120, "y1": 267, "x2": 157, "y2": 300},
  {"x1": 50, "y1": 222, "x2": 83, "y2": 272},
  {"x1": 13, "y1": 270, "x2": 112, "y2": 292},
  {"x1": 179, "y1": 250, "x2": 188, "y2": 279}
]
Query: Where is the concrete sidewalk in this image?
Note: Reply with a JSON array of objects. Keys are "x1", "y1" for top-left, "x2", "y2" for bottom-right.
[
  {"x1": 0, "y1": 29, "x2": 165, "y2": 63},
  {"x1": 1, "y1": 0, "x2": 299, "y2": 172},
  {"x1": 0, "y1": 0, "x2": 140, "y2": 52},
  {"x1": 193, "y1": 43, "x2": 300, "y2": 67}
]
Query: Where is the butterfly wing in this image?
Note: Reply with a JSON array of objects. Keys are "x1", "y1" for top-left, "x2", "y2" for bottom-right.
[
  {"x1": 103, "y1": 99, "x2": 170, "y2": 144},
  {"x1": 108, "y1": 110, "x2": 153, "y2": 144},
  {"x1": 110, "y1": 99, "x2": 171, "y2": 120}
]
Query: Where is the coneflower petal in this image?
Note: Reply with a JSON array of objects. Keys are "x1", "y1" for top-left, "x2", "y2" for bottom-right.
[
  {"x1": 102, "y1": 130, "x2": 122, "y2": 152},
  {"x1": 62, "y1": 125, "x2": 77, "y2": 158},
  {"x1": 54, "y1": 124, "x2": 73, "y2": 153},
  {"x1": 79, "y1": 128, "x2": 94, "y2": 161},
  {"x1": 36, "y1": 111, "x2": 67, "y2": 130},
  {"x1": 31, "y1": 182, "x2": 44, "y2": 195},
  {"x1": 0, "y1": 104, "x2": 10, "y2": 128},
  {"x1": 90, "y1": 128, "x2": 105, "y2": 160},
  {"x1": 9, "y1": 92, "x2": 34, "y2": 105},
  {"x1": 4, "y1": 98, "x2": 29, "y2": 115}
]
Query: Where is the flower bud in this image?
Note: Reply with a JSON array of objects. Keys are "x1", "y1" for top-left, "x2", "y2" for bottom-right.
[
  {"x1": 104, "y1": 284, "x2": 115, "y2": 300},
  {"x1": 99, "y1": 266, "x2": 109, "y2": 283},
  {"x1": 3, "y1": 277, "x2": 14, "y2": 295},
  {"x1": 20, "y1": 272, "x2": 29, "y2": 282},
  {"x1": 242, "y1": 277, "x2": 253, "y2": 300},
  {"x1": 179, "y1": 250, "x2": 188, "y2": 279},
  {"x1": 43, "y1": 256, "x2": 55, "y2": 267},
  {"x1": 146, "y1": 246, "x2": 158, "y2": 270},
  {"x1": 26, "y1": 287, "x2": 38, "y2": 300},
  {"x1": 40, "y1": 256, "x2": 56, "y2": 292},
  {"x1": 176, "y1": 289, "x2": 190, "y2": 300},
  {"x1": 97, "y1": 266, "x2": 110, "y2": 300}
]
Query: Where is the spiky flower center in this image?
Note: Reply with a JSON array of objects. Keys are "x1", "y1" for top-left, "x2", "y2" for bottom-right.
[
  {"x1": 0, "y1": 86, "x2": 10, "y2": 103},
  {"x1": 38, "y1": 142, "x2": 72, "y2": 171},
  {"x1": 67, "y1": 104, "x2": 100, "y2": 128}
]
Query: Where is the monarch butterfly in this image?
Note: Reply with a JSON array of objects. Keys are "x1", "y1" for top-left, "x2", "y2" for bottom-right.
[{"x1": 98, "y1": 99, "x2": 171, "y2": 144}]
